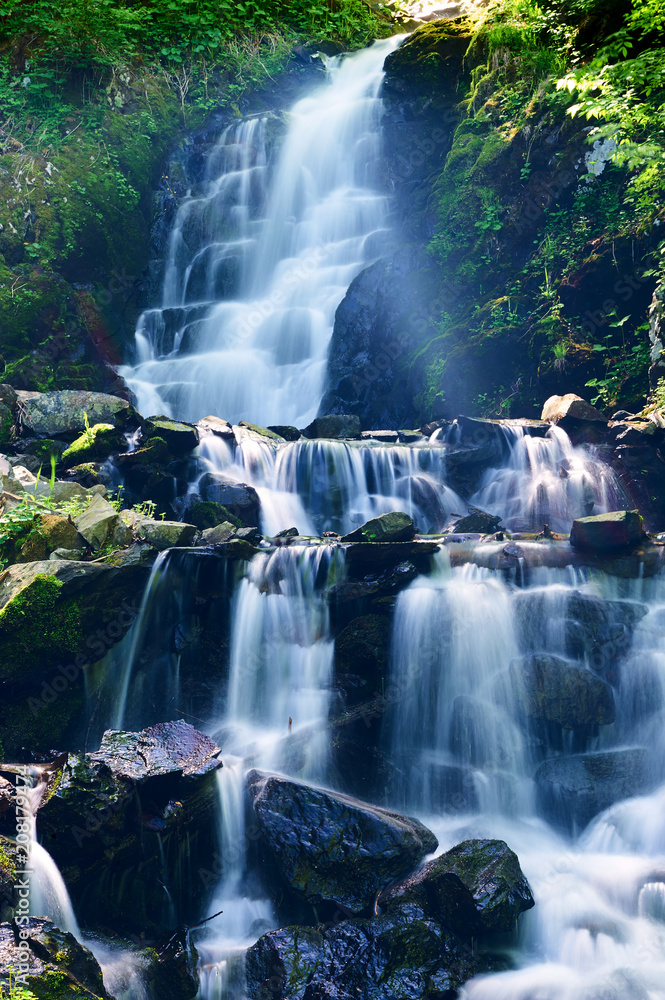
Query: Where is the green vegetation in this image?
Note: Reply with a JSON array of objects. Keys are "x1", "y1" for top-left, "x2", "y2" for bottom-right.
[
  {"x1": 0, "y1": 0, "x2": 393, "y2": 393},
  {"x1": 0, "y1": 971, "x2": 37, "y2": 1000},
  {"x1": 411, "y1": 0, "x2": 665, "y2": 420}
]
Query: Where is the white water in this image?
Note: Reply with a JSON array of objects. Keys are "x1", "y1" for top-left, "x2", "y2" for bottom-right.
[
  {"x1": 196, "y1": 428, "x2": 462, "y2": 536},
  {"x1": 471, "y1": 425, "x2": 624, "y2": 534},
  {"x1": 121, "y1": 38, "x2": 399, "y2": 426},
  {"x1": 388, "y1": 557, "x2": 665, "y2": 1000}
]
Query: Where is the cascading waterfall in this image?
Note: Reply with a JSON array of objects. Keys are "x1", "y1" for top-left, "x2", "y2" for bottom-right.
[
  {"x1": 197, "y1": 429, "x2": 462, "y2": 536},
  {"x1": 387, "y1": 553, "x2": 665, "y2": 1000},
  {"x1": 470, "y1": 424, "x2": 625, "y2": 533},
  {"x1": 121, "y1": 37, "x2": 400, "y2": 426}
]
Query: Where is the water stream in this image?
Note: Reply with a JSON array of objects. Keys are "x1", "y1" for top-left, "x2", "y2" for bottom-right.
[
  {"x1": 25, "y1": 31, "x2": 665, "y2": 1000},
  {"x1": 121, "y1": 37, "x2": 400, "y2": 427}
]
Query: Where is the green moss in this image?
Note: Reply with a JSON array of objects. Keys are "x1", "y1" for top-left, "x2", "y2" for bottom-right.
[
  {"x1": 0, "y1": 838, "x2": 16, "y2": 881},
  {"x1": 61, "y1": 423, "x2": 121, "y2": 466},
  {"x1": 0, "y1": 575, "x2": 83, "y2": 679},
  {"x1": 187, "y1": 501, "x2": 242, "y2": 531}
]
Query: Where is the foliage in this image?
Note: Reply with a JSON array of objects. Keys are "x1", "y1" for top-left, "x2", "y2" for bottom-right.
[{"x1": 0, "y1": 971, "x2": 37, "y2": 1000}]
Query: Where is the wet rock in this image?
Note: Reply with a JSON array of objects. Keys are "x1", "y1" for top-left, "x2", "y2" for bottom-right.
[
  {"x1": 608, "y1": 419, "x2": 660, "y2": 447},
  {"x1": 383, "y1": 16, "x2": 473, "y2": 99},
  {"x1": 360, "y1": 429, "x2": 399, "y2": 442},
  {"x1": 498, "y1": 654, "x2": 615, "y2": 729},
  {"x1": 199, "y1": 473, "x2": 261, "y2": 527},
  {"x1": 0, "y1": 385, "x2": 18, "y2": 411},
  {"x1": 196, "y1": 414, "x2": 236, "y2": 441},
  {"x1": 144, "y1": 931, "x2": 199, "y2": 1000},
  {"x1": 334, "y1": 614, "x2": 391, "y2": 702},
  {"x1": 246, "y1": 903, "x2": 489, "y2": 1000},
  {"x1": 39, "y1": 722, "x2": 222, "y2": 936},
  {"x1": 238, "y1": 420, "x2": 286, "y2": 443},
  {"x1": 541, "y1": 393, "x2": 606, "y2": 426},
  {"x1": 535, "y1": 748, "x2": 653, "y2": 831},
  {"x1": 268, "y1": 424, "x2": 301, "y2": 441},
  {"x1": 0, "y1": 918, "x2": 111, "y2": 999},
  {"x1": 570, "y1": 510, "x2": 644, "y2": 551},
  {"x1": 303, "y1": 414, "x2": 361, "y2": 440},
  {"x1": 20, "y1": 390, "x2": 138, "y2": 438},
  {"x1": 328, "y1": 560, "x2": 419, "y2": 616},
  {"x1": 74, "y1": 493, "x2": 120, "y2": 551},
  {"x1": 381, "y1": 838, "x2": 534, "y2": 936},
  {"x1": 137, "y1": 518, "x2": 197, "y2": 550},
  {"x1": 450, "y1": 508, "x2": 502, "y2": 534},
  {"x1": 274, "y1": 526, "x2": 299, "y2": 538},
  {"x1": 200, "y1": 521, "x2": 237, "y2": 545},
  {"x1": 140, "y1": 415, "x2": 199, "y2": 453},
  {"x1": 61, "y1": 423, "x2": 125, "y2": 467},
  {"x1": 342, "y1": 511, "x2": 415, "y2": 543},
  {"x1": 247, "y1": 770, "x2": 437, "y2": 913},
  {"x1": 184, "y1": 499, "x2": 241, "y2": 531}
]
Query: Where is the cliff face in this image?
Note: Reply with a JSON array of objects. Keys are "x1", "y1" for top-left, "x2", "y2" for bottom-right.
[{"x1": 323, "y1": 0, "x2": 665, "y2": 427}]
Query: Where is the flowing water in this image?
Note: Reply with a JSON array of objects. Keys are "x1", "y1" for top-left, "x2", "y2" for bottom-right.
[
  {"x1": 121, "y1": 37, "x2": 400, "y2": 427},
  {"x1": 25, "y1": 30, "x2": 665, "y2": 1000}
]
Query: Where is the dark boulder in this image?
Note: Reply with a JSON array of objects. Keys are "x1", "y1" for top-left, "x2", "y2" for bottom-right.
[
  {"x1": 570, "y1": 510, "x2": 644, "y2": 552},
  {"x1": 303, "y1": 414, "x2": 361, "y2": 440},
  {"x1": 380, "y1": 839, "x2": 534, "y2": 936},
  {"x1": 38, "y1": 722, "x2": 222, "y2": 936},
  {"x1": 383, "y1": 17, "x2": 474, "y2": 100},
  {"x1": 246, "y1": 903, "x2": 487, "y2": 1000},
  {"x1": 199, "y1": 473, "x2": 261, "y2": 527},
  {"x1": 140, "y1": 415, "x2": 199, "y2": 454},
  {"x1": 535, "y1": 748, "x2": 653, "y2": 831},
  {"x1": 341, "y1": 511, "x2": 416, "y2": 543},
  {"x1": 450, "y1": 508, "x2": 502, "y2": 534},
  {"x1": 497, "y1": 654, "x2": 615, "y2": 729},
  {"x1": 247, "y1": 770, "x2": 437, "y2": 914},
  {"x1": 334, "y1": 613, "x2": 391, "y2": 703},
  {"x1": 0, "y1": 918, "x2": 111, "y2": 999},
  {"x1": 268, "y1": 424, "x2": 301, "y2": 441}
]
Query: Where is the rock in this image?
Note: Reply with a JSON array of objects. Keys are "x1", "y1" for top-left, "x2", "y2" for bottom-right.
[
  {"x1": 450, "y1": 508, "x2": 502, "y2": 534},
  {"x1": 303, "y1": 414, "x2": 361, "y2": 440},
  {"x1": 535, "y1": 748, "x2": 653, "y2": 831},
  {"x1": 61, "y1": 423, "x2": 125, "y2": 466},
  {"x1": 329, "y1": 560, "x2": 419, "y2": 612},
  {"x1": 0, "y1": 385, "x2": 18, "y2": 411},
  {"x1": 0, "y1": 404, "x2": 12, "y2": 447},
  {"x1": 247, "y1": 770, "x2": 438, "y2": 913},
  {"x1": 0, "y1": 837, "x2": 18, "y2": 920},
  {"x1": 141, "y1": 415, "x2": 199, "y2": 453},
  {"x1": 74, "y1": 492, "x2": 119, "y2": 550},
  {"x1": 274, "y1": 526, "x2": 299, "y2": 538},
  {"x1": 341, "y1": 511, "x2": 415, "y2": 543},
  {"x1": 268, "y1": 425, "x2": 301, "y2": 441},
  {"x1": 20, "y1": 390, "x2": 138, "y2": 437},
  {"x1": 196, "y1": 414, "x2": 236, "y2": 441},
  {"x1": 184, "y1": 500, "x2": 242, "y2": 531},
  {"x1": 200, "y1": 522, "x2": 237, "y2": 545},
  {"x1": 3, "y1": 464, "x2": 51, "y2": 497},
  {"x1": 246, "y1": 903, "x2": 488, "y2": 1000},
  {"x1": 0, "y1": 918, "x2": 112, "y2": 999},
  {"x1": 334, "y1": 614, "x2": 391, "y2": 702},
  {"x1": 18, "y1": 513, "x2": 84, "y2": 563},
  {"x1": 236, "y1": 526, "x2": 262, "y2": 544},
  {"x1": 361, "y1": 429, "x2": 399, "y2": 442},
  {"x1": 570, "y1": 510, "x2": 644, "y2": 552},
  {"x1": 383, "y1": 16, "x2": 474, "y2": 98},
  {"x1": 398, "y1": 429, "x2": 424, "y2": 443},
  {"x1": 238, "y1": 420, "x2": 285, "y2": 442},
  {"x1": 199, "y1": 474, "x2": 261, "y2": 527},
  {"x1": 49, "y1": 548, "x2": 85, "y2": 561},
  {"x1": 541, "y1": 393, "x2": 606, "y2": 425},
  {"x1": 137, "y1": 519, "x2": 198, "y2": 550},
  {"x1": 38, "y1": 722, "x2": 222, "y2": 936},
  {"x1": 50, "y1": 480, "x2": 88, "y2": 503},
  {"x1": 381, "y1": 839, "x2": 534, "y2": 936},
  {"x1": 497, "y1": 654, "x2": 615, "y2": 729}
]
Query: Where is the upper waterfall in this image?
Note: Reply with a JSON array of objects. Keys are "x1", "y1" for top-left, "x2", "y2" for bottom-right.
[{"x1": 121, "y1": 37, "x2": 401, "y2": 427}]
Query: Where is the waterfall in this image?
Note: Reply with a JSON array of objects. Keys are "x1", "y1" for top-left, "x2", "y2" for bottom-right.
[
  {"x1": 121, "y1": 37, "x2": 400, "y2": 427},
  {"x1": 387, "y1": 554, "x2": 665, "y2": 1000},
  {"x1": 470, "y1": 425, "x2": 625, "y2": 534},
  {"x1": 26, "y1": 778, "x2": 81, "y2": 937},
  {"x1": 197, "y1": 430, "x2": 462, "y2": 536}
]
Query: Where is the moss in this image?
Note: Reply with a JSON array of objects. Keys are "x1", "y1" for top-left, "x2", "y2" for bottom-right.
[
  {"x1": 0, "y1": 575, "x2": 83, "y2": 679},
  {"x1": 0, "y1": 838, "x2": 16, "y2": 881},
  {"x1": 187, "y1": 501, "x2": 242, "y2": 531},
  {"x1": 61, "y1": 423, "x2": 122, "y2": 466}
]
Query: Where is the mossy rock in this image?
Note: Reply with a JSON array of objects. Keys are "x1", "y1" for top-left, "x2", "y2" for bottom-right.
[
  {"x1": 383, "y1": 16, "x2": 475, "y2": 99},
  {"x1": 61, "y1": 422, "x2": 125, "y2": 466},
  {"x1": 0, "y1": 573, "x2": 82, "y2": 679},
  {"x1": 186, "y1": 500, "x2": 242, "y2": 531}
]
